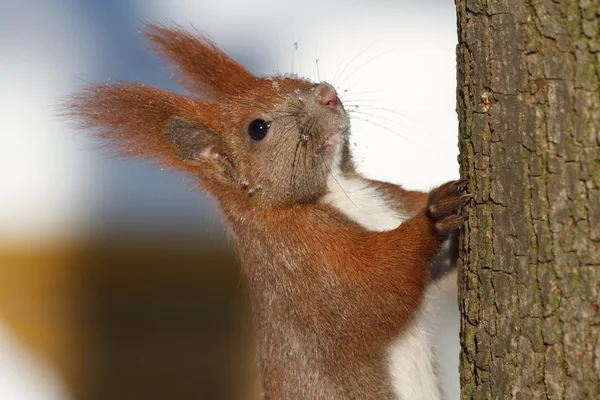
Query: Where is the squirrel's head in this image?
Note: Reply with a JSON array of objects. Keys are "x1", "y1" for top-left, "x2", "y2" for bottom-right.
[{"x1": 68, "y1": 25, "x2": 350, "y2": 207}]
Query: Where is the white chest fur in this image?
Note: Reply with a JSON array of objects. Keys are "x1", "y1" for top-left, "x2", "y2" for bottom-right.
[
  {"x1": 321, "y1": 172, "x2": 406, "y2": 232},
  {"x1": 320, "y1": 162, "x2": 445, "y2": 400}
]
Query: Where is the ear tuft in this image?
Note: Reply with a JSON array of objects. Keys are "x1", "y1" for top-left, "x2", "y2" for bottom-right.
[
  {"x1": 143, "y1": 24, "x2": 256, "y2": 98},
  {"x1": 167, "y1": 117, "x2": 220, "y2": 163},
  {"x1": 66, "y1": 82, "x2": 220, "y2": 171}
]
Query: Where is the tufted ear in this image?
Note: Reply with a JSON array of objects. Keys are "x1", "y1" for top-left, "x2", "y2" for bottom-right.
[
  {"x1": 167, "y1": 117, "x2": 231, "y2": 168},
  {"x1": 66, "y1": 82, "x2": 228, "y2": 174},
  {"x1": 143, "y1": 24, "x2": 256, "y2": 98}
]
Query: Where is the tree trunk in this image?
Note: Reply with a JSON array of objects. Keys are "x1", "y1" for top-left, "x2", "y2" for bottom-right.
[{"x1": 456, "y1": 0, "x2": 600, "y2": 398}]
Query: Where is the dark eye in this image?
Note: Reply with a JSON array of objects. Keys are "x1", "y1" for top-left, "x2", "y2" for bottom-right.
[{"x1": 248, "y1": 119, "x2": 270, "y2": 141}]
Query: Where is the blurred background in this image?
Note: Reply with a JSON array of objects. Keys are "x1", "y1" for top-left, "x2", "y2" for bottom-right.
[{"x1": 0, "y1": 0, "x2": 459, "y2": 399}]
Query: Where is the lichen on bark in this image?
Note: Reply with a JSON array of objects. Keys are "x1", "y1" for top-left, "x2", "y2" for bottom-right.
[{"x1": 456, "y1": 0, "x2": 600, "y2": 398}]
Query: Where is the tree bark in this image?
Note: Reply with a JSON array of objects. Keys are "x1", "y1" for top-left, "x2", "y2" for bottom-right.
[{"x1": 456, "y1": 0, "x2": 600, "y2": 398}]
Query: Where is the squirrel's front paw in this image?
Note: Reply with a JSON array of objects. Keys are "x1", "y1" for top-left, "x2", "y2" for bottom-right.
[{"x1": 427, "y1": 179, "x2": 472, "y2": 237}]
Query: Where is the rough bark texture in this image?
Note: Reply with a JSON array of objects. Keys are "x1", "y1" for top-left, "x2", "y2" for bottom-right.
[{"x1": 456, "y1": 0, "x2": 600, "y2": 398}]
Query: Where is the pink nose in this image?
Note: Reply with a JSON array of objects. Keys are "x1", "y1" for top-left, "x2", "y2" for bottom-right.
[{"x1": 317, "y1": 84, "x2": 338, "y2": 106}]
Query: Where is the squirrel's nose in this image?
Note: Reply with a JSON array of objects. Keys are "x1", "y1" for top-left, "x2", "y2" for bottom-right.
[{"x1": 316, "y1": 83, "x2": 338, "y2": 106}]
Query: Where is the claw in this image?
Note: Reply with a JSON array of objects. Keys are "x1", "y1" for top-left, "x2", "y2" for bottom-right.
[
  {"x1": 427, "y1": 193, "x2": 472, "y2": 220},
  {"x1": 427, "y1": 180, "x2": 472, "y2": 237},
  {"x1": 434, "y1": 214, "x2": 466, "y2": 235},
  {"x1": 456, "y1": 179, "x2": 469, "y2": 188},
  {"x1": 459, "y1": 193, "x2": 474, "y2": 206}
]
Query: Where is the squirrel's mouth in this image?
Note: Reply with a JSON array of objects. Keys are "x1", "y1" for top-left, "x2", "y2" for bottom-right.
[
  {"x1": 324, "y1": 130, "x2": 343, "y2": 147},
  {"x1": 317, "y1": 126, "x2": 348, "y2": 155}
]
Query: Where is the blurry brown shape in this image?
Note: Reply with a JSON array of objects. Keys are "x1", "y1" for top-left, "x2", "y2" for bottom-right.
[{"x1": 0, "y1": 237, "x2": 258, "y2": 400}]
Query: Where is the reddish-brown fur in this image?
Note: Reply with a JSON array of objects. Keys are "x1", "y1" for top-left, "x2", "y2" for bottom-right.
[{"x1": 66, "y1": 24, "x2": 468, "y2": 399}]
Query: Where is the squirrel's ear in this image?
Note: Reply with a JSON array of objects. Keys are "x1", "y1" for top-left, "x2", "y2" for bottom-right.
[
  {"x1": 66, "y1": 82, "x2": 226, "y2": 172},
  {"x1": 143, "y1": 24, "x2": 256, "y2": 98},
  {"x1": 167, "y1": 117, "x2": 229, "y2": 165}
]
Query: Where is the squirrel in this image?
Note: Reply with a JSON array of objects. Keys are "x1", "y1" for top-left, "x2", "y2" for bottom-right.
[{"x1": 68, "y1": 24, "x2": 470, "y2": 400}]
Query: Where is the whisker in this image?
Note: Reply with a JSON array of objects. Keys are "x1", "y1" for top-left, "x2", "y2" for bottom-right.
[
  {"x1": 323, "y1": 152, "x2": 358, "y2": 210},
  {"x1": 290, "y1": 140, "x2": 302, "y2": 202},
  {"x1": 316, "y1": 58, "x2": 321, "y2": 82},
  {"x1": 330, "y1": 59, "x2": 345, "y2": 89},
  {"x1": 344, "y1": 103, "x2": 415, "y2": 121},
  {"x1": 347, "y1": 109, "x2": 413, "y2": 131},
  {"x1": 291, "y1": 41, "x2": 299, "y2": 75},
  {"x1": 347, "y1": 106, "x2": 435, "y2": 142},
  {"x1": 336, "y1": 51, "x2": 395, "y2": 91},
  {"x1": 271, "y1": 119, "x2": 300, "y2": 162},
  {"x1": 332, "y1": 45, "x2": 373, "y2": 88},
  {"x1": 338, "y1": 91, "x2": 390, "y2": 101},
  {"x1": 348, "y1": 115, "x2": 416, "y2": 145}
]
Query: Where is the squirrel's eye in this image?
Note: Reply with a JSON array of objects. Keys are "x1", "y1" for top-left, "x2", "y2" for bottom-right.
[{"x1": 248, "y1": 119, "x2": 270, "y2": 141}]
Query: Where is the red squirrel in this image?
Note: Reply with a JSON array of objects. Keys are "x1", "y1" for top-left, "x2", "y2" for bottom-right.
[{"x1": 69, "y1": 25, "x2": 470, "y2": 400}]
